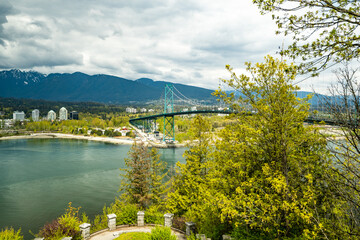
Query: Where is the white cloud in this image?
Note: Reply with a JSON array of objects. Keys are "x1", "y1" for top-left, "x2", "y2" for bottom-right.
[{"x1": 0, "y1": 0, "x2": 331, "y2": 92}]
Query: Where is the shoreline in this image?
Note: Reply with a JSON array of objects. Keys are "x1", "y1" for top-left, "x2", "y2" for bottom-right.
[{"x1": 0, "y1": 133, "x2": 186, "y2": 148}]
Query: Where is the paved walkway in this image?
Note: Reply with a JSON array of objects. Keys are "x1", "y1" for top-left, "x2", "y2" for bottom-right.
[{"x1": 89, "y1": 226, "x2": 186, "y2": 240}]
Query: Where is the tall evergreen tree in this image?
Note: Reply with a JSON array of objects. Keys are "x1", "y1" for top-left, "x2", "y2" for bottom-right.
[{"x1": 120, "y1": 142, "x2": 167, "y2": 209}]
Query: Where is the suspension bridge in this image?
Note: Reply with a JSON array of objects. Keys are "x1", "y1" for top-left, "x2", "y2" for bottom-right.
[
  {"x1": 129, "y1": 84, "x2": 233, "y2": 142},
  {"x1": 129, "y1": 84, "x2": 337, "y2": 143}
]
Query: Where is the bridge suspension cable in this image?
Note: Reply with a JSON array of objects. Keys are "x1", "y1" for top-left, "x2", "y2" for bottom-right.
[{"x1": 172, "y1": 85, "x2": 208, "y2": 108}]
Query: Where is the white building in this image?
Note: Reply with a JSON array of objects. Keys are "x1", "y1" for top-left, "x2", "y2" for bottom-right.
[
  {"x1": 1, "y1": 119, "x2": 13, "y2": 128},
  {"x1": 140, "y1": 108, "x2": 147, "y2": 113},
  {"x1": 48, "y1": 110, "x2": 56, "y2": 121},
  {"x1": 32, "y1": 109, "x2": 40, "y2": 121},
  {"x1": 13, "y1": 111, "x2": 25, "y2": 121},
  {"x1": 126, "y1": 107, "x2": 137, "y2": 113},
  {"x1": 59, "y1": 107, "x2": 68, "y2": 120}
]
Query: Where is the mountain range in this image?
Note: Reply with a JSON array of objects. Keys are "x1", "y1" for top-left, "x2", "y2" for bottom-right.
[
  {"x1": 0, "y1": 69, "x2": 326, "y2": 106},
  {"x1": 0, "y1": 69, "x2": 216, "y2": 104}
]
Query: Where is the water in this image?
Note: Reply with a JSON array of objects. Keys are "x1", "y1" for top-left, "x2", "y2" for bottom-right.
[{"x1": 0, "y1": 139, "x2": 186, "y2": 239}]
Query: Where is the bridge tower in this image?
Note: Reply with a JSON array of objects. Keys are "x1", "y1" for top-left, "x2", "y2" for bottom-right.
[{"x1": 163, "y1": 84, "x2": 175, "y2": 142}]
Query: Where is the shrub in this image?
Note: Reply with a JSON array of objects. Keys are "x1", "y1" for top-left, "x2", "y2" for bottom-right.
[
  {"x1": 108, "y1": 199, "x2": 138, "y2": 225},
  {"x1": 91, "y1": 198, "x2": 139, "y2": 233},
  {"x1": 145, "y1": 205, "x2": 164, "y2": 225},
  {"x1": 38, "y1": 202, "x2": 82, "y2": 240},
  {"x1": 150, "y1": 226, "x2": 177, "y2": 240},
  {"x1": 0, "y1": 227, "x2": 23, "y2": 240}
]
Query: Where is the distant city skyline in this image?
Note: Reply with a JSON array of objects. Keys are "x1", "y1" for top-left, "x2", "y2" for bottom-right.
[{"x1": 0, "y1": 0, "x2": 345, "y2": 93}]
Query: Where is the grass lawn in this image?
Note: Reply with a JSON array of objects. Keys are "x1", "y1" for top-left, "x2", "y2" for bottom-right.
[{"x1": 114, "y1": 232, "x2": 151, "y2": 240}]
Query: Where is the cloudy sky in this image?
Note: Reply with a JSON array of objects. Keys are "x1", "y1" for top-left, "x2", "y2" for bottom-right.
[{"x1": 0, "y1": 0, "x2": 333, "y2": 92}]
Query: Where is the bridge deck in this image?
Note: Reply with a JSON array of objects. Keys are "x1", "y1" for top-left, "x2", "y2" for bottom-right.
[{"x1": 129, "y1": 110, "x2": 234, "y2": 123}]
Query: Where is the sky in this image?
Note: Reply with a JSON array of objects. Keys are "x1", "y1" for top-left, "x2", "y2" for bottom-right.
[{"x1": 0, "y1": 0, "x2": 336, "y2": 93}]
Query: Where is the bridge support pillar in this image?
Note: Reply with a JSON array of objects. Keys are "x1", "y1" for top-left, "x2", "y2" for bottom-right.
[{"x1": 163, "y1": 115, "x2": 175, "y2": 142}]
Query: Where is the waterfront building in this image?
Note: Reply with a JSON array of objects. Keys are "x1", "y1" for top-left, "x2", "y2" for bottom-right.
[
  {"x1": 59, "y1": 107, "x2": 68, "y2": 120},
  {"x1": 13, "y1": 111, "x2": 25, "y2": 121},
  {"x1": 148, "y1": 109, "x2": 154, "y2": 113},
  {"x1": 32, "y1": 109, "x2": 40, "y2": 121},
  {"x1": 47, "y1": 110, "x2": 56, "y2": 121},
  {"x1": 126, "y1": 107, "x2": 137, "y2": 113},
  {"x1": 70, "y1": 111, "x2": 79, "y2": 120}
]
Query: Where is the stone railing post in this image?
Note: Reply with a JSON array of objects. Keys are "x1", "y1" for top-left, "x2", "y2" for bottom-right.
[
  {"x1": 34, "y1": 238, "x2": 44, "y2": 240},
  {"x1": 137, "y1": 211, "x2": 145, "y2": 226},
  {"x1": 185, "y1": 221, "x2": 196, "y2": 236},
  {"x1": 196, "y1": 234, "x2": 206, "y2": 240},
  {"x1": 222, "y1": 235, "x2": 232, "y2": 240},
  {"x1": 61, "y1": 238, "x2": 72, "y2": 240},
  {"x1": 79, "y1": 223, "x2": 91, "y2": 240},
  {"x1": 164, "y1": 213, "x2": 174, "y2": 227},
  {"x1": 107, "y1": 213, "x2": 117, "y2": 230}
]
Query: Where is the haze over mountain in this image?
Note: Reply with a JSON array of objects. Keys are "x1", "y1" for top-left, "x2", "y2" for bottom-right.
[{"x1": 0, "y1": 69, "x2": 216, "y2": 104}]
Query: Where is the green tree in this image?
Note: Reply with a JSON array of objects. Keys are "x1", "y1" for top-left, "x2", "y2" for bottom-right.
[
  {"x1": 120, "y1": 142, "x2": 167, "y2": 209},
  {"x1": 166, "y1": 115, "x2": 213, "y2": 219},
  {"x1": 254, "y1": 0, "x2": 360, "y2": 74},
  {"x1": 206, "y1": 56, "x2": 343, "y2": 239},
  {"x1": 149, "y1": 148, "x2": 167, "y2": 205}
]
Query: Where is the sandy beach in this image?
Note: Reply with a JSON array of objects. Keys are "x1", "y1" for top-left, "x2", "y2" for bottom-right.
[
  {"x1": 0, "y1": 133, "x2": 135, "y2": 145},
  {"x1": 0, "y1": 132, "x2": 186, "y2": 148}
]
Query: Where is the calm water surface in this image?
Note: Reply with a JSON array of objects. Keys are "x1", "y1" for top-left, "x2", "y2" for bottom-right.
[{"x1": 0, "y1": 139, "x2": 186, "y2": 239}]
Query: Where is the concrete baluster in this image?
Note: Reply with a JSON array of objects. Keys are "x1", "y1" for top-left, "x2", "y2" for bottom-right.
[
  {"x1": 196, "y1": 234, "x2": 206, "y2": 240},
  {"x1": 137, "y1": 211, "x2": 145, "y2": 227},
  {"x1": 164, "y1": 213, "x2": 174, "y2": 227},
  {"x1": 107, "y1": 213, "x2": 117, "y2": 230},
  {"x1": 185, "y1": 221, "x2": 196, "y2": 236},
  {"x1": 79, "y1": 223, "x2": 91, "y2": 240}
]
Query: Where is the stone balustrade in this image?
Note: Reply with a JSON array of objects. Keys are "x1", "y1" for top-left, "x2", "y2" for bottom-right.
[
  {"x1": 35, "y1": 211, "x2": 193, "y2": 240},
  {"x1": 107, "y1": 213, "x2": 117, "y2": 230}
]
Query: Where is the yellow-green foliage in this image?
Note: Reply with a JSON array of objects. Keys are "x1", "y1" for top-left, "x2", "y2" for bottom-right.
[
  {"x1": 144, "y1": 205, "x2": 164, "y2": 225},
  {"x1": 167, "y1": 115, "x2": 213, "y2": 219},
  {"x1": 208, "y1": 56, "x2": 337, "y2": 239},
  {"x1": 38, "y1": 202, "x2": 82, "y2": 240},
  {"x1": 25, "y1": 115, "x2": 130, "y2": 134},
  {"x1": 91, "y1": 199, "x2": 139, "y2": 233},
  {"x1": 167, "y1": 56, "x2": 349, "y2": 239},
  {"x1": 0, "y1": 227, "x2": 23, "y2": 240},
  {"x1": 150, "y1": 226, "x2": 177, "y2": 240}
]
